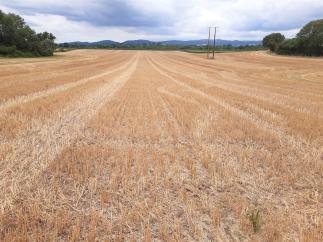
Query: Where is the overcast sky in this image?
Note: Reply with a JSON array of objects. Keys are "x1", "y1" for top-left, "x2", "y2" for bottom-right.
[{"x1": 1, "y1": 0, "x2": 322, "y2": 42}]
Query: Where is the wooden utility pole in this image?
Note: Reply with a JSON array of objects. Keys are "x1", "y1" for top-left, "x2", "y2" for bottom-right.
[
  {"x1": 212, "y1": 27, "x2": 216, "y2": 59},
  {"x1": 207, "y1": 27, "x2": 211, "y2": 59},
  {"x1": 207, "y1": 26, "x2": 217, "y2": 59}
]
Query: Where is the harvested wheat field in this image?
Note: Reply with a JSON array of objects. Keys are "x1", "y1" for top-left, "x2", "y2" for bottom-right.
[{"x1": 0, "y1": 49, "x2": 322, "y2": 241}]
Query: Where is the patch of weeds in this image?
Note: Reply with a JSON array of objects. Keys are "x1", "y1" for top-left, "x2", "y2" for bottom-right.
[{"x1": 247, "y1": 207, "x2": 261, "y2": 233}]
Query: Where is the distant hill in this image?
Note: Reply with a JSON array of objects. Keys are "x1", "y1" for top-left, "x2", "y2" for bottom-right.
[
  {"x1": 160, "y1": 39, "x2": 262, "y2": 46},
  {"x1": 64, "y1": 41, "x2": 91, "y2": 46},
  {"x1": 65, "y1": 40, "x2": 118, "y2": 46},
  {"x1": 93, "y1": 40, "x2": 119, "y2": 46},
  {"x1": 217, "y1": 39, "x2": 261, "y2": 46},
  {"x1": 60, "y1": 39, "x2": 262, "y2": 47},
  {"x1": 122, "y1": 39, "x2": 156, "y2": 45}
]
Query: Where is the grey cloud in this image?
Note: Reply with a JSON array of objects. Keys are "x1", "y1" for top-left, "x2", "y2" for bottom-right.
[
  {"x1": 1, "y1": 0, "x2": 174, "y2": 27},
  {"x1": 1, "y1": 0, "x2": 323, "y2": 41}
]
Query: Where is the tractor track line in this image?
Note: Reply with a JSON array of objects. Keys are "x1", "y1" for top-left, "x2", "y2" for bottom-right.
[
  {"x1": 0, "y1": 55, "x2": 139, "y2": 211},
  {"x1": 148, "y1": 57, "x2": 322, "y2": 157},
  {"x1": 0, "y1": 56, "x2": 137, "y2": 111}
]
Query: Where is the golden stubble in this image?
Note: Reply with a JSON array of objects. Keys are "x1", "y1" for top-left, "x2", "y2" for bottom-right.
[{"x1": 0, "y1": 50, "x2": 322, "y2": 241}]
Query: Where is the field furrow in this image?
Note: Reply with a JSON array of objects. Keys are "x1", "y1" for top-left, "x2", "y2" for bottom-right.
[
  {"x1": 0, "y1": 55, "x2": 136, "y2": 111},
  {"x1": 0, "y1": 55, "x2": 138, "y2": 211}
]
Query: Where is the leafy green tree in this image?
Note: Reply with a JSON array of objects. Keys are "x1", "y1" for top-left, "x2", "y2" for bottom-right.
[
  {"x1": 62, "y1": 42, "x2": 70, "y2": 48},
  {"x1": 0, "y1": 10, "x2": 4, "y2": 42},
  {"x1": 263, "y1": 33, "x2": 285, "y2": 52},
  {"x1": 0, "y1": 9, "x2": 56, "y2": 56},
  {"x1": 277, "y1": 38, "x2": 299, "y2": 55},
  {"x1": 296, "y1": 19, "x2": 323, "y2": 56}
]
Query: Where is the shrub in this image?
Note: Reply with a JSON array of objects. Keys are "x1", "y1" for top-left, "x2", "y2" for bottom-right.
[
  {"x1": 0, "y1": 45, "x2": 16, "y2": 55},
  {"x1": 277, "y1": 38, "x2": 300, "y2": 55}
]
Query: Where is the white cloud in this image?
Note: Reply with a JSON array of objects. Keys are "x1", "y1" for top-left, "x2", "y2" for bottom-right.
[
  {"x1": 22, "y1": 14, "x2": 136, "y2": 42},
  {"x1": 1, "y1": 0, "x2": 322, "y2": 42}
]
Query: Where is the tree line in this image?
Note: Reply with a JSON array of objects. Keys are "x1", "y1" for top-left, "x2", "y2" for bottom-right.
[
  {"x1": 263, "y1": 19, "x2": 323, "y2": 56},
  {"x1": 59, "y1": 43, "x2": 265, "y2": 52},
  {"x1": 0, "y1": 10, "x2": 56, "y2": 57}
]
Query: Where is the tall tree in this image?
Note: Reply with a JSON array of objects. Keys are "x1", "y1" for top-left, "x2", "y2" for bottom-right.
[
  {"x1": 0, "y1": 9, "x2": 56, "y2": 56},
  {"x1": 296, "y1": 19, "x2": 323, "y2": 56},
  {"x1": 263, "y1": 33, "x2": 285, "y2": 52}
]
